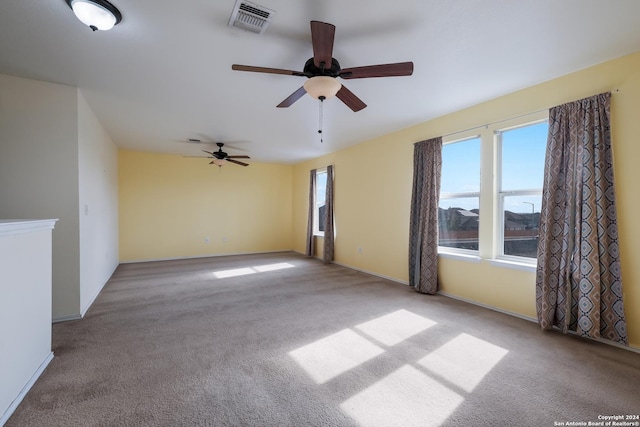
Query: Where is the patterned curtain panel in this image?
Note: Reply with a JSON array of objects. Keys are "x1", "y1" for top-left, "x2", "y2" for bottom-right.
[
  {"x1": 409, "y1": 137, "x2": 442, "y2": 294},
  {"x1": 322, "y1": 165, "x2": 335, "y2": 263},
  {"x1": 536, "y1": 92, "x2": 627, "y2": 344},
  {"x1": 305, "y1": 169, "x2": 317, "y2": 257}
]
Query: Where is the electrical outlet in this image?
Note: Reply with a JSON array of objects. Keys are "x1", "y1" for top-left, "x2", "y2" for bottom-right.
[
  {"x1": 204, "y1": 237, "x2": 210, "y2": 244},
  {"x1": 358, "y1": 246, "x2": 362, "y2": 254}
]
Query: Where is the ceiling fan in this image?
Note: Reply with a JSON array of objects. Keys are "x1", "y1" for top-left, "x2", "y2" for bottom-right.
[
  {"x1": 190, "y1": 142, "x2": 250, "y2": 167},
  {"x1": 231, "y1": 20, "x2": 414, "y2": 112}
]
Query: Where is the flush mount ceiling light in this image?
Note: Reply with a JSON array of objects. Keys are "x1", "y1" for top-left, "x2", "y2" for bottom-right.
[{"x1": 65, "y1": 0, "x2": 122, "y2": 31}]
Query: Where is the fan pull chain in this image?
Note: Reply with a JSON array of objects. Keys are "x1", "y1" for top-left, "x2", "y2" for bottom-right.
[{"x1": 318, "y1": 96, "x2": 325, "y2": 143}]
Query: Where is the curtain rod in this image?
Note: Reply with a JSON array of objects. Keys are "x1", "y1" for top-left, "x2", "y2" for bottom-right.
[
  {"x1": 441, "y1": 108, "x2": 548, "y2": 139},
  {"x1": 432, "y1": 89, "x2": 619, "y2": 140}
]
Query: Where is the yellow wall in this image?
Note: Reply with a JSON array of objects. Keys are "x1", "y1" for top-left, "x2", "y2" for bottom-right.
[
  {"x1": 292, "y1": 51, "x2": 640, "y2": 348},
  {"x1": 119, "y1": 150, "x2": 292, "y2": 262}
]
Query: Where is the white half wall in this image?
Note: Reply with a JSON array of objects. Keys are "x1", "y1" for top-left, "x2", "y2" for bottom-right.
[
  {"x1": 77, "y1": 91, "x2": 119, "y2": 315},
  {"x1": 0, "y1": 220, "x2": 56, "y2": 425}
]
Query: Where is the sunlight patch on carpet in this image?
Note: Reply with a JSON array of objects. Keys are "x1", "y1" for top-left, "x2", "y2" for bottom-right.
[
  {"x1": 253, "y1": 262, "x2": 295, "y2": 272},
  {"x1": 288, "y1": 329, "x2": 384, "y2": 384},
  {"x1": 354, "y1": 309, "x2": 437, "y2": 346},
  {"x1": 341, "y1": 365, "x2": 463, "y2": 427},
  {"x1": 213, "y1": 262, "x2": 294, "y2": 278},
  {"x1": 417, "y1": 333, "x2": 508, "y2": 392},
  {"x1": 213, "y1": 267, "x2": 256, "y2": 278}
]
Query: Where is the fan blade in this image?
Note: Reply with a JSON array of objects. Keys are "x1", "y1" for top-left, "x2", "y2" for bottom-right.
[
  {"x1": 339, "y1": 62, "x2": 414, "y2": 79},
  {"x1": 277, "y1": 86, "x2": 307, "y2": 108},
  {"x1": 202, "y1": 150, "x2": 215, "y2": 156},
  {"x1": 232, "y1": 64, "x2": 306, "y2": 77},
  {"x1": 310, "y1": 21, "x2": 335, "y2": 70},
  {"x1": 336, "y1": 85, "x2": 367, "y2": 112},
  {"x1": 227, "y1": 159, "x2": 249, "y2": 167},
  {"x1": 227, "y1": 155, "x2": 251, "y2": 159}
]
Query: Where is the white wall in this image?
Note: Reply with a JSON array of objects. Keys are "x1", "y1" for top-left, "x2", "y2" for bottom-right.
[
  {"x1": 77, "y1": 91, "x2": 119, "y2": 315},
  {"x1": 0, "y1": 74, "x2": 81, "y2": 320},
  {"x1": 0, "y1": 74, "x2": 119, "y2": 320}
]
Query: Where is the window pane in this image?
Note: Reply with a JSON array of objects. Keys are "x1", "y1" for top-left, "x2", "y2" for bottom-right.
[
  {"x1": 503, "y1": 195, "x2": 541, "y2": 258},
  {"x1": 438, "y1": 198, "x2": 479, "y2": 250},
  {"x1": 501, "y1": 122, "x2": 547, "y2": 191},
  {"x1": 316, "y1": 171, "x2": 327, "y2": 233},
  {"x1": 441, "y1": 137, "x2": 481, "y2": 194},
  {"x1": 316, "y1": 171, "x2": 327, "y2": 205}
]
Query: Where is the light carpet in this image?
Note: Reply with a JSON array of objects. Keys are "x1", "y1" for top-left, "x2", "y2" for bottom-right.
[{"x1": 7, "y1": 252, "x2": 640, "y2": 426}]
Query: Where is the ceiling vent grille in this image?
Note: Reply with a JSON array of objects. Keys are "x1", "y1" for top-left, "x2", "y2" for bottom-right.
[{"x1": 228, "y1": 0, "x2": 275, "y2": 35}]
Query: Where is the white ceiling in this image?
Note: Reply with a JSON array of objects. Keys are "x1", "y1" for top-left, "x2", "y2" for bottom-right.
[{"x1": 1, "y1": 1, "x2": 640, "y2": 164}]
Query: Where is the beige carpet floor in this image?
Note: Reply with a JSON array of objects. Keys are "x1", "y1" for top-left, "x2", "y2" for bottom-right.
[{"x1": 7, "y1": 252, "x2": 640, "y2": 426}]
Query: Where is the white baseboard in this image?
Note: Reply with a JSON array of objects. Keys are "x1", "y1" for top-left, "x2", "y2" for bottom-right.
[
  {"x1": 52, "y1": 314, "x2": 82, "y2": 324},
  {"x1": 0, "y1": 352, "x2": 54, "y2": 426},
  {"x1": 318, "y1": 260, "x2": 539, "y2": 324},
  {"x1": 438, "y1": 291, "x2": 640, "y2": 353},
  {"x1": 331, "y1": 260, "x2": 410, "y2": 286},
  {"x1": 574, "y1": 332, "x2": 640, "y2": 354},
  {"x1": 437, "y1": 291, "x2": 538, "y2": 323},
  {"x1": 80, "y1": 270, "x2": 116, "y2": 318},
  {"x1": 81, "y1": 286, "x2": 101, "y2": 318},
  {"x1": 54, "y1": 279, "x2": 111, "y2": 323}
]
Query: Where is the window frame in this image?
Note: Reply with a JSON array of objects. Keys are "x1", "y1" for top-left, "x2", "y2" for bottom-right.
[
  {"x1": 313, "y1": 168, "x2": 327, "y2": 237},
  {"x1": 494, "y1": 118, "x2": 547, "y2": 263},
  {"x1": 438, "y1": 134, "x2": 482, "y2": 257}
]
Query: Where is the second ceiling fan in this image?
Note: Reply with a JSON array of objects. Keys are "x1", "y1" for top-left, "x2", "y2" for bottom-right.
[
  {"x1": 197, "y1": 142, "x2": 250, "y2": 167},
  {"x1": 232, "y1": 20, "x2": 414, "y2": 112}
]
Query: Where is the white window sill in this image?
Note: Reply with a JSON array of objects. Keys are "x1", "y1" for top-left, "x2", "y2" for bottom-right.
[
  {"x1": 488, "y1": 258, "x2": 537, "y2": 272},
  {"x1": 437, "y1": 251, "x2": 537, "y2": 272},
  {"x1": 437, "y1": 251, "x2": 481, "y2": 263}
]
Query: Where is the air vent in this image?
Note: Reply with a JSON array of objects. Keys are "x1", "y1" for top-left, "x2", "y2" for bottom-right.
[{"x1": 228, "y1": 0, "x2": 275, "y2": 34}]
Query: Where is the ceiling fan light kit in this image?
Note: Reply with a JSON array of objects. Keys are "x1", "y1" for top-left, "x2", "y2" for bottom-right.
[
  {"x1": 65, "y1": 0, "x2": 122, "y2": 31},
  {"x1": 303, "y1": 76, "x2": 342, "y2": 100}
]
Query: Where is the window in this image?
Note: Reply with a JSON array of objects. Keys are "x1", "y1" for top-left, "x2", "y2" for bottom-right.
[
  {"x1": 438, "y1": 136, "x2": 481, "y2": 252},
  {"x1": 435, "y1": 111, "x2": 547, "y2": 267},
  {"x1": 496, "y1": 121, "x2": 547, "y2": 259},
  {"x1": 314, "y1": 169, "x2": 327, "y2": 235}
]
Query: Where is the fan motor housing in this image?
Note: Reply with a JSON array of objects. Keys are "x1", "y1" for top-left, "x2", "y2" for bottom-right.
[{"x1": 303, "y1": 58, "x2": 341, "y2": 77}]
